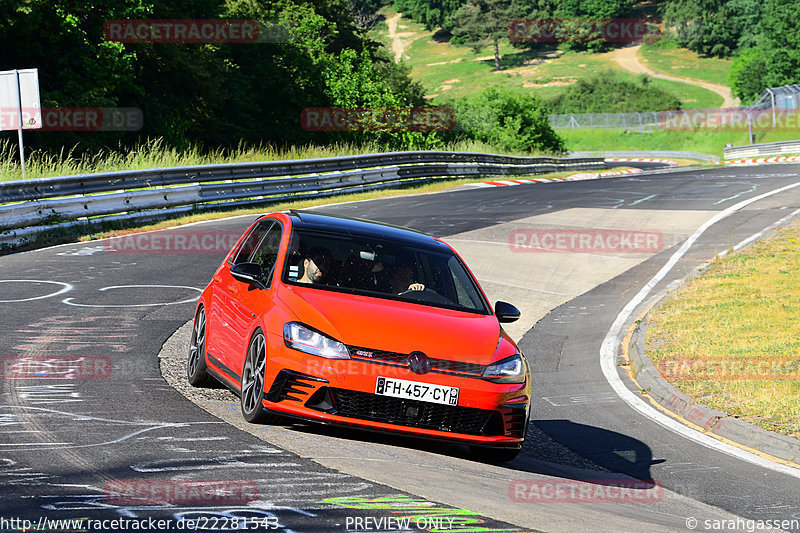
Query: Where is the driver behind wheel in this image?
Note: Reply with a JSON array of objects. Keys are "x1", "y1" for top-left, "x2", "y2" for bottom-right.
[{"x1": 389, "y1": 262, "x2": 425, "y2": 294}]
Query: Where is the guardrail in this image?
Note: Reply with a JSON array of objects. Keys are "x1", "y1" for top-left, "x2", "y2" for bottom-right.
[
  {"x1": 0, "y1": 151, "x2": 604, "y2": 244},
  {"x1": 570, "y1": 150, "x2": 720, "y2": 162},
  {"x1": 724, "y1": 140, "x2": 800, "y2": 159}
]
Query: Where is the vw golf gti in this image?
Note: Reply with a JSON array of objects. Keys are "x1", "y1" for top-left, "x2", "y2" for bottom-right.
[{"x1": 187, "y1": 210, "x2": 531, "y2": 462}]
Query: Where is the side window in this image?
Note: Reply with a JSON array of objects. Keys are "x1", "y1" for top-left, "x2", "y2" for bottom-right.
[
  {"x1": 231, "y1": 220, "x2": 273, "y2": 265},
  {"x1": 251, "y1": 224, "x2": 282, "y2": 286},
  {"x1": 447, "y1": 256, "x2": 484, "y2": 310}
]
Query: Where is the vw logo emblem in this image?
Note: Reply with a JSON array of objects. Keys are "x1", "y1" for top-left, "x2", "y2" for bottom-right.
[{"x1": 407, "y1": 351, "x2": 431, "y2": 375}]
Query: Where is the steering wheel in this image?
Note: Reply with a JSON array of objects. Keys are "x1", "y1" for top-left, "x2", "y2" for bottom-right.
[{"x1": 398, "y1": 288, "x2": 452, "y2": 305}]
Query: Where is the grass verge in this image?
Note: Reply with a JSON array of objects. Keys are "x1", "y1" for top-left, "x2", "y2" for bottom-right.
[
  {"x1": 646, "y1": 222, "x2": 800, "y2": 439},
  {"x1": 639, "y1": 43, "x2": 732, "y2": 88},
  {"x1": 560, "y1": 128, "x2": 800, "y2": 157},
  {"x1": 0, "y1": 138, "x2": 539, "y2": 183}
]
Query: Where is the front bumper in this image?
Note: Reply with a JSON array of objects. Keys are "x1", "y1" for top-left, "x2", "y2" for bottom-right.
[{"x1": 261, "y1": 347, "x2": 530, "y2": 446}]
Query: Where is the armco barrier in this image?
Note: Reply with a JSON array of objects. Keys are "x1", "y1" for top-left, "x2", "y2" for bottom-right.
[
  {"x1": 0, "y1": 151, "x2": 604, "y2": 242},
  {"x1": 570, "y1": 150, "x2": 720, "y2": 162},
  {"x1": 724, "y1": 140, "x2": 800, "y2": 159}
]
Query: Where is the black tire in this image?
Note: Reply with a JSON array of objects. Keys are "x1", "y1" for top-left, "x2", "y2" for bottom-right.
[
  {"x1": 187, "y1": 306, "x2": 212, "y2": 387},
  {"x1": 469, "y1": 445, "x2": 522, "y2": 463},
  {"x1": 240, "y1": 330, "x2": 282, "y2": 424}
]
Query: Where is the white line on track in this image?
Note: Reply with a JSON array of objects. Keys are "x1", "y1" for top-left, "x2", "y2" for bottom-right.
[
  {"x1": 601, "y1": 181, "x2": 800, "y2": 479},
  {"x1": 62, "y1": 284, "x2": 201, "y2": 307},
  {"x1": 0, "y1": 280, "x2": 73, "y2": 302},
  {"x1": 476, "y1": 278, "x2": 573, "y2": 296}
]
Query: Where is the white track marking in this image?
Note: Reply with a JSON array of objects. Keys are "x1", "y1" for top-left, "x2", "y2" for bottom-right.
[
  {"x1": 62, "y1": 284, "x2": 201, "y2": 307},
  {"x1": 601, "y1": 181, "x2": 800, "y2": 479},
  {"x1": 0, "y1": 280, "x2": 73, "y2": 302},
  {"x1": 0, "y1": 405, "x2": 225, "y2": 451}
]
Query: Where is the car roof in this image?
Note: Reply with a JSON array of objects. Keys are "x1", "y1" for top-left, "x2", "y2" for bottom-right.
[{"x1": 284, "y1": 210, "x2": 451, "y2": 251}]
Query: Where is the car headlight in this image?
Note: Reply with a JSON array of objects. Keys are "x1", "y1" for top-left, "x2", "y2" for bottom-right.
[
  {"x1": 482, "y1": 353, "x2": 527, "y2": 384},
  {"x1": 283, "y1": 322, "x2": 350, "y2": 360}
]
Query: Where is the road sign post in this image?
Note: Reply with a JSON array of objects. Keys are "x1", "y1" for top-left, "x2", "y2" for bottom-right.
[{"x1": 0, "y1": 68, "x2": 42, "y2": 178}]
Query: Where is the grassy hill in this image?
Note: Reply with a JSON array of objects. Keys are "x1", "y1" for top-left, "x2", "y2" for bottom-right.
[
  {"x1": 373, "y1": 7, "x2": 727, "y2": 109},
  {"x1": 371, "y1": 8, "x2": 800, "y2": 156}
]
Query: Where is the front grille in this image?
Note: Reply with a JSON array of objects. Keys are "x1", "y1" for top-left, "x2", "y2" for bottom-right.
[
  {"x1": 347, "y1": 345, "x2": 486, "y2": 377},
  {"x1": 349, "y1": 348, "x2": 407, "y2": 365},
  {"x1": 307, "y1": 387, "x2": 503, "y2": 436}
]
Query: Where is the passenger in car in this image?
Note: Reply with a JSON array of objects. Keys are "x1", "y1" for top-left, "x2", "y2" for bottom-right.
[{"x1": 297, "y1": 248, "x2": 332, "y2": 284}]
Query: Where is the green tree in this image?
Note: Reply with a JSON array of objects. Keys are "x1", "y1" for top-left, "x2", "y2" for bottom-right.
[
  {"x1": 323, "y1": 48, "x2": 438, "y2": 148},
  {"x1": 661, "y1": 0, "x2": 761, "y2": 57},
  {"x1": 393, "y1": 0, "x2": 465, "y2": 31},
  {"x1": 728, "y1": 48, "x2": 767, "y2": 103},
  {"x1": 0, "y1": 0, "x2": 150, "y2": 150},
  {"x1": 513, "y1": 0, "x2": 633, "y2": 19},
  {"x1": 516, "y1": 0, "x2": 635, "y2": 51},
  {"x1": 729, "y1": 0, "x2": 800, "y2": 102},
  {"x1": 451, "y1": 0, "x2": 522, "y2": 70}
]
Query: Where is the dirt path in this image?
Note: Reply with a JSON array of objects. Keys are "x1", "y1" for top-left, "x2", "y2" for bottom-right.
[
  {"x1": 386, "y1": 12, "x2": 422, "y2": 62},
  {"x1": 608, "y1": 44, "x2": 739, "y2": 108}
]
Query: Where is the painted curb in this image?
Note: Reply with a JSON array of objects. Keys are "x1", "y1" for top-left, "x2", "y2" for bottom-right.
[
  {"x1": 474, "y1": 168, "x2": 644, "y2": 188},
  {"x1": 713, "y1": 155, "x2": 800, "y2": 166},
  {"x1": 471, "y1": 156, "x2": 800, "y2": 188},
  {"x1": 628, "y1": 317, "x2": 800, "y2": 465},
  {"x1": 605, "y1": 157, "x2": 679, "y2": 167}
]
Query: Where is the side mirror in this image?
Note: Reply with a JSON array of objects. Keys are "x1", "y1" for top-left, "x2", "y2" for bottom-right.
[
  {"x1": 230, "y1": 262, "x2": 264, "y2": 287},
  {"x1": 495, "y1": 301, "x2": 520, "y2": 323}
]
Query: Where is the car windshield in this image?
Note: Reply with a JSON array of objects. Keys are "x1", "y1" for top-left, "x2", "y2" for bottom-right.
[{"x1": 282, "y1": 229, "x2": 490, "y2": 314}]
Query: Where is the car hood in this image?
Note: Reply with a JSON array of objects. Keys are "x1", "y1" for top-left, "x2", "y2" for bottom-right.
[{"x1": 277, "y1": 285, "x2": 501, "y2": 363}]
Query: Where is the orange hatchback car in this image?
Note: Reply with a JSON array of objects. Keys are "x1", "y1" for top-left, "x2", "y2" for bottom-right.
[{"x1": 188, "y1": 210, "x2": 531, "y2": 462}]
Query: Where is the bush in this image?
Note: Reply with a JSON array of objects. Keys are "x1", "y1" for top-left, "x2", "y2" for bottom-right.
[
  {"x1": 547, "y1": 71, "x2": 682, "y2": 114},
  {"x1": 442, "y1": 87, "x2": 565, "y2": 154}
]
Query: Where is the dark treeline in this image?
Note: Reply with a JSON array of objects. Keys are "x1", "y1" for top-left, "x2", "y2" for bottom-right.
[
  {"x1": 0, "y1": 0, "x2": 430, "y2": 153},
  {"x1": 0, "y1": 0, "x2": 568, "y2": 156},
  {"x1": 661, "y1": 0, "x2": 800, "y2": 103},
  {"x1": 393, "y1": 0, "x2": 634, "y2": 34}
]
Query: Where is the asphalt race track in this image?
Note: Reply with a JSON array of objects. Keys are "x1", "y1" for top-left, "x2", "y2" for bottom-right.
[{"x1": 1, "y1": 163, "x2": 800, "y2": 532}]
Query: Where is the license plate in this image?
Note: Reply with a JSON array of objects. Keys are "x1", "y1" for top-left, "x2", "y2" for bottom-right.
[{"x1": 375, "y1": 377, "x2": 459, "y2": 406}]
